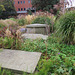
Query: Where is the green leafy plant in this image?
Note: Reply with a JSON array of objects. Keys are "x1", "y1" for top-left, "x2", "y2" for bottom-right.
[
  {"x1": 56, "y1": 11, "x2": 75, "y2": 45},
  {"x1": 32, "y1": 16, "x2": 51, "y2": 25},
  {"x1": 9, "y1": 18, "x2": 16, "y2": 21},
  {"x1": 0, "y1": 22, "x2": 7, "y2": 37},
  {"x1": 0, "y1": 67, "x2": 14, "y2": 75},
  {"x1": 2, "y1": 37, "x2": 14, "y2": 49},
  {"x1": 17, "y1": 19, "x2": 27, "y2": 26}
]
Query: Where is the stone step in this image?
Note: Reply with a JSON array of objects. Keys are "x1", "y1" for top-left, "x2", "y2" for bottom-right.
[{"x1": 21, "y1": 33, "x2": 48, "y2": 40}]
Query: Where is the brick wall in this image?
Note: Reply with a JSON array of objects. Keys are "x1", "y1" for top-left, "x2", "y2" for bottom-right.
[{"x1": 14, "y1": 0, "x2": 32, "y2": 11}]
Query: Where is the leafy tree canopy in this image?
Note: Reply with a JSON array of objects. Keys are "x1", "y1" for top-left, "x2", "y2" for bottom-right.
[
  {"x1": 32, "y1": 0, "x2": 59, "y2": 12},
  {"x1": 0, "y1": 0, "x2": 17, "y2": 19},
  {"x1": 0, "y1": 5, "x2": 5, "y2": 16}
]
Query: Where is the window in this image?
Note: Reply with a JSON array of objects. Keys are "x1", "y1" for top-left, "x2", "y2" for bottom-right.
[
  {"x1": 24, "y1": 8, "x2": 26, "y2": 11},
  {"x1": 21, "y1": 8, "x2": 23, "y2": 11},
  {"x1": 18, "y1": 8, "x2": 20, "y2": 11},
  {"x1": 18, "y1": 1, "x2": 19, "y2": 4},
  {"x1": 28, "y1": 0, "x2": 30, "y2": 3},
  {"x1": 23, "y1": 1, "x2": 25, "y2": 3},
  {"x1": 21, "y1": 1, "x2": 22, "y2": 4}
]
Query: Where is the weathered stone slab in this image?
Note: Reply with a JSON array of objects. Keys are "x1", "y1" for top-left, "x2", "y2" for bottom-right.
[
  {"x1": 21, "y1": 33, "x2": 48, "y2": 40},
  {"x1": 0, "y1": 49, "x2": 41, "y2": 73},
  {"x1": 26, "y1": 24, "x2": 47, "y2": 28},
  {"x1": 26, "y1": 24, "x2": 50, "y2": 35}
]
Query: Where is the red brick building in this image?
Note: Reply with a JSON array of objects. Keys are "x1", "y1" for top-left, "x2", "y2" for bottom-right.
[{"x1": 14, "y1": 0, "x2": 33, "y2": 14}]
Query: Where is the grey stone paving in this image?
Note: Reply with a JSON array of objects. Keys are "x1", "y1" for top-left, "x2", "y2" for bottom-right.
[
  {"x1": 21, "y1": 33, "x2": 48, "y2": 40},
  {"x1": 0, "y1": 49, "x2": 41, "y2": 73}
]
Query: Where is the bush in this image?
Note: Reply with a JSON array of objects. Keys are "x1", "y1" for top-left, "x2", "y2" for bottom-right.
[
  {"x1": 56, "y1": 11, "x2": 75, "y2": 44},
  {"x1": 32, "y1": 16, "x2": 51, "y2": 25},
  {"x1": 0, "y1": 22, "x2": 7, "y2": 37},
  {"x1": 9, "y1": 18, "x2": 16, "y2": 21},
  {"x1": 0, "y1": 19, "x2": 18, "y2": 37},
  {"x1": 25, "y1": 15, "x2": 37, "y2": 24},
  {"x1": 17, "y1": 19, "x2": 27, "y2": 26}
]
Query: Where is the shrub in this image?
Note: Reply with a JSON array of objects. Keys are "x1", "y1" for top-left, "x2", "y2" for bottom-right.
[
  {"x1": 17, "y1": 19, "x2": 27, "y2": 26},
  {"x1": 56, "y1": 11, "x2": 75, "y2": 45},
  {"x1": 25, "y1": 15, "x2": 37, "y2": 24},
  {"x1": 0, "y1": 19, "x2": 18, "y2": 37},
  {"x1": 32, "y1": 16, "x2": 51, "y2": 25},
  {"x1": 9, "y1": 18, "x2": 16, "y2": 21},
  {"x1": 0, "y1": 21, "x2": 7, "y2": 37},
  {"x1": 1, "y1": 19, "x2": 17, "y2": 27},
  {"x1": 0, "y1": 36, "x2": 22, "y2": 49}
]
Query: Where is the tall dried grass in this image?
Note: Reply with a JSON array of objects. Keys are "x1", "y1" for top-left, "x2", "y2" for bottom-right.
[
  {"x1": 4, "y1": 19, "x2": 17, "y2": 26},
  {"x1": 5, "y1": 29, "x2": 13, "y2": 38},
  {"x1": 0, "y1": 19, "x2": 17, "y2": 27},
  {"x1": 25, "y1": 15, "x2": 37, "y2": 24},
  {"x1": 16, "y1": 11, "x2": 55, "y2": 25},
  {"x1": 17, "y1": 15, "x2": 25, "y2": 19}
]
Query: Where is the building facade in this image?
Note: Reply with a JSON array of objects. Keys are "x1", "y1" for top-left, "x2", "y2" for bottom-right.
[{"x1": 14, "y1": 0, "x2": 32, "y2": 14}]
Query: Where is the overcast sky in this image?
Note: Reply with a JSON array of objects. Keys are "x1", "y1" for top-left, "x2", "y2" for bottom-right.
[{"x1": 66, "y1": 0, "x2": 75, "y2": 8}]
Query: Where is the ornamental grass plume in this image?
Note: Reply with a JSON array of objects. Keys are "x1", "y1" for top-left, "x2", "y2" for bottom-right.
[
  {"x1": 5, "y1": 29, "x2": 13, "y2": 38},
  {"x1": 25, "y1": 15, "x2": 37, "y2": 24},
  {"x1": 4, "y1": 19, "x2": 17, "y2": 26},
  {"x1": 16, "y1": 30, "x2": 21, "y2": 38},
  {"x1": 0, "y1": 19, "x2": 17, "y2": 27}
]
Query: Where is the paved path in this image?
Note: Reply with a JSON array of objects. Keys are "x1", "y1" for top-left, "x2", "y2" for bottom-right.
[{"x1": 0, "y1": 49, "x2": 41, "y2": 73}]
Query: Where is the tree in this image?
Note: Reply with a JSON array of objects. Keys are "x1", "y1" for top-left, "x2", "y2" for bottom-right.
[
  {"x1": 0, "y1": 0, "x2": 17, "y2": 19},
  {"x1": 31, "y1": 0, "x2": 60, "y2": 12},
  {"x1": 0, "y1": 5, "x2": 5, "y2": 16}
]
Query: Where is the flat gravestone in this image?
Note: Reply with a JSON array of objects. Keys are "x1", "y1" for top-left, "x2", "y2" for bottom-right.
[{"x1": 0, "y1": 49, "x2": 41, "y2": 73}]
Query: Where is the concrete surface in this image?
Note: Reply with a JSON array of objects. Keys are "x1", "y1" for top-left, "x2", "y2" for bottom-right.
[
  {"x1": 21, "y1": 33, "x2": 48, "y2": 40},
  {"x1": 0, "y1": 49, "x2": 41, "y2": 73}
]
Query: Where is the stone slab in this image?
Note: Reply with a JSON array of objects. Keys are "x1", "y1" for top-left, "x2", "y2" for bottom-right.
[
  {"x1": 26, "y1": 24, "x2": 50, "y2": 35},
  {"x1": 26, "y1": 24, "x2": 47, "y2": 28},
  {"x1": 0, "y1": 49, "x2": 41, "y2": 73},
  {"x1": 21, "y1": 33, "x2": 48, "y2": 40}
]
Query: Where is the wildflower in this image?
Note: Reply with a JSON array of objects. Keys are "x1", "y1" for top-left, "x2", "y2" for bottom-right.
[{"x1": 58, "y1": 53, "x2": 60, "y2": 54}]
